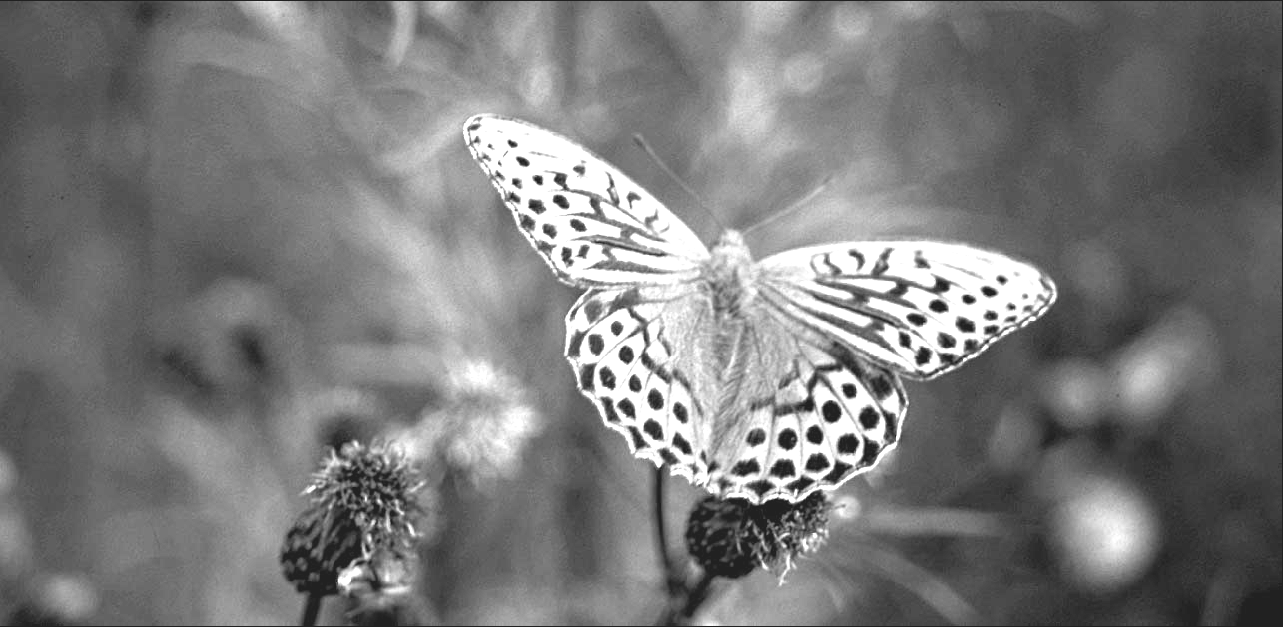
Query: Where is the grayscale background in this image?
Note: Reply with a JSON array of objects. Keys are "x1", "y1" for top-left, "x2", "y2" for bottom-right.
[{"x1": 0, "y1": 2, "x2": 1279, "y2": 625}]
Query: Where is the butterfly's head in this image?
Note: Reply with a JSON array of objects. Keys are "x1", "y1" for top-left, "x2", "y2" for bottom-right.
[{"x1": 711, "y1": 229, "x2": 752, "y2": 262}]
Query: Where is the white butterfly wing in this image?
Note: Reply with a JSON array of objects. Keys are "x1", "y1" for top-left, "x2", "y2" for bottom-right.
[
  {"x1": 464, "y1": 114, "x2": 709, "y2": 287},
  {"x1": 563, "y1": 286, "x2": 712, "y2": 484},
  {"x1": 757, "y1": 241, "x2": 1057, "y2": 380},
  {"x1": 697, "y1": 311, "x2": 909, "y2": 503},
  {"x1": 560, "y1": 277, "x2": 913, "y2": 503}
]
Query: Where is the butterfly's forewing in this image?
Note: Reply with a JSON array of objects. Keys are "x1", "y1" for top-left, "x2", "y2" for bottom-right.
[
  {"x1": 757, "y1": 241, "x2": 1057, "y2": 380},
  {"x1": 464, "y1": 115, "x2": 709, "y2": 287}
]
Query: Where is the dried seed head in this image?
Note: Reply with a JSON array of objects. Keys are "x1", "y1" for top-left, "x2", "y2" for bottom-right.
[{"x1": 685, "y1": 492, "x2": 831, "y2": 580}]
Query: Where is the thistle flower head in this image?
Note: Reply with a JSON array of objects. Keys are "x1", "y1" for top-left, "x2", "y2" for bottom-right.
[
  {"x1": 282, "y1": 441, "x2": 429, "y2": 596},
  {"x1": 685, "y1": 492, "x2": 832, "y2": 581},
  {"x1": 304, "y1": 441, "x2": 427, "y2": 553}
]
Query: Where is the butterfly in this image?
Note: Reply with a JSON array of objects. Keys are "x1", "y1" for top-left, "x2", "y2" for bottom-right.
[{"x1": 463, "y1": 114, "x2": 1056, "y2": 504}]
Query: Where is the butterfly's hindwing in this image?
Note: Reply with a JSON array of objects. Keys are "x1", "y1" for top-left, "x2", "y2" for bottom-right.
[
  {"x1": 759, "y1": 242, "x2": 1057, "y2": 379},
  {"x1": 565, "y1": 288, "x2": 709, "y2": 484},
  {"x1": 464, "y1": 115, "x2": 709, "y2": 287},
  {"x1": 702, "y1": 317, "x2": 907, "y2": 502}
]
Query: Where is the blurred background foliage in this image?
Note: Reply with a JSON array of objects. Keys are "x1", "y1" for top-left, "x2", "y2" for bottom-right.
[{"x1": 0, "y1": 1, "x2": 1279, "y2": 625}]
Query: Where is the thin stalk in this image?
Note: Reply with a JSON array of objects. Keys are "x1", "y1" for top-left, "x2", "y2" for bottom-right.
[
  {"x1": 654, "y1": 467, "x2": 676, "y2": 591},
  {"x1": 300, "y1": 592, "x2": 323, "y2": 627},
  {"x1": 679, "y1": 570, "x2": 717, "y2": 621}
]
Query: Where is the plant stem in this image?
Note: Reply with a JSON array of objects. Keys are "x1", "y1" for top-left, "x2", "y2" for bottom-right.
[
  {"x1": 654, "y1": 466, "x2": 674, "y2": 588},
  {"x1": 651, "y1": 466, "x2": 672, "y2": 574},
  {"x1": 300, "y1": 592, "x2": 323, "y2": 627},
  {"x1": 679, "y1": 570, "x2": 717, "y2": 621},
  {"x1": 656, "y1": 569, "x2": 718, "y2": 626}
]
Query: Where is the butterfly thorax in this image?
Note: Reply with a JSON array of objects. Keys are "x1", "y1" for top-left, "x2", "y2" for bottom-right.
[{"x1": 704, "y1": 230, "x2": 759, "y2": 319}]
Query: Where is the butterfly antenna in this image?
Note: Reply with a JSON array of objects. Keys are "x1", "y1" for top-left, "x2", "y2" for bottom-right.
[
  {"x1": 632, "y1": 134, "x2": 724, "y2": 231},
  {"x1": 741, "y1": 174, "x2": 835, "y2": 237}
]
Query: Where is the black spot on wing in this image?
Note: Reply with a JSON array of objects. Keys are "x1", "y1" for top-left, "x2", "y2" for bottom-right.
[
  {"x1": 770, "y1": 460, "x2": 797, "y2": 479},
  {"x1": 870, "y1": 248, "x2": 892, "y2": 276},
  {"x1": 601, "y1": 399, "x2": 620, "y2": 423},
  {"x1": 860, "y1": 441, "x2": 881, "y2": 466},
  {"x1": 868, "y1": 375, "x2": 895, "y2": 400},
  {"x1": 915, "y1": 347, "x2": 933, "y2": 366},
  {"x1": 823, "y1": 461, "x2": 854, "y2": 483},
  {"x1": 821, "y1": 400, "x2": 842, "y2": 423},
  {"x1": 805, "y1": 454, "x2": 830, "y2": 472},
  {"x1": 806, "y1": 425, "x2": 824, "y2": 443},
  {"x1": 627, "y1": 427, "x2": 647, "y2": 450},
  {"x1": 643, "y1": 419, "x2": 664, "y2": 441},
  {"x1": 673, "y1": 402, "x2": 688, "y2": 423},
  {"x1": 858, "y1": 406, "x2": 879, "y2": 429},
  {"x1": 647, "y1": 389, "x2": 664, "y2": 410},
  {"x1": 787, "y1": 476, "x2": 816, "y2": 492}
]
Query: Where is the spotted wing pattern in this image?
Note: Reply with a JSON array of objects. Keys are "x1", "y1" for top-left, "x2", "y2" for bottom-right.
[
  {"x1": 758, "y1": 241, "x2": 1057, "y2": 380},
  {"x1": 563, "y1": 287, "x2": 710, "y2": 484},
  {"x1": 700, "y1": 329, "x2": 908, "y2": 503},
  {"x1": 464, "y1": 114, "x2": 709, "y2": 287}
]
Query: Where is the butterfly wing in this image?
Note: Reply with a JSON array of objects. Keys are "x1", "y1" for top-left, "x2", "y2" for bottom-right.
[
  {"x1": 563, "y1": 286, "x2": 712, "y2": 484},
  {"x1": 464, "y1": 114, "x2": 710, "y2": 287},
  {"x1": 757, "y1": 241, "x2": 1057, "y2": 380},
  {"x1": 667, "y1": 296, "x2": 908, "y2": 503},
  {"x1": 561, "y1": 277, "x2": 912, "y2": 504},
  {"x1": 690, "y1": 241, "x2": 1055, "y2": 503}
]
